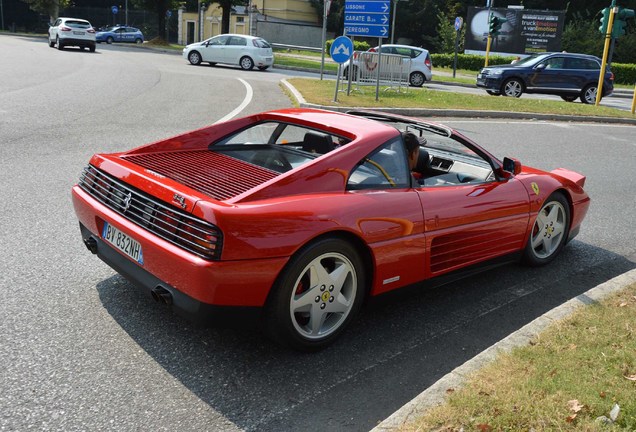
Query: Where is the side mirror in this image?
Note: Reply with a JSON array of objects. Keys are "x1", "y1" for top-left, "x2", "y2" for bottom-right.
[
  {"x1": 535, "y1": 63, "x2": 546, "y2": 71},
  {"x1": 503, "y1": 157, "x2": 522, "y2": 175}
]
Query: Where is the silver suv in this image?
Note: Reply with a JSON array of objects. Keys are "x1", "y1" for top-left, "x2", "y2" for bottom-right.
[{"x1": 49, "y1": 17, "x2": 96, "y2": 52}]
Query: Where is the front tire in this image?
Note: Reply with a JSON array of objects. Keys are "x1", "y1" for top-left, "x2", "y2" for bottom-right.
[
  {"x1": 240, "y1": 56, "x2": 254, "y2": 70},
  {"x1": 409, "y1": 71, "x2": 426, "y2": 87},
  {"x1": 522, "y1": 192, "x2": 570, "y2": 267},
  {"x1": 188, "y1": 51, "x2": 202, "y2": 65},
  {"x1": 106, "y1": 36, "x2": 114, "y2": 44},
  {"x1": 265, "y1": 238, "x2": 365, "y2": 351},
  {"x1": 502, "y1": 78, "x2": 524, "y2": 97},
  {"x1": 581, "y1": 84, "x2": 599, "y2": 104}
]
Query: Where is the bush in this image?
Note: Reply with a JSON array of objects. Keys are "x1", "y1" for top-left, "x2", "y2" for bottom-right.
[
  {"x1": 612, "y1": 63, "x2": 636, "y2": 85},
  {"x1": 431, "y1": 53, "x2": 517, "y2": 70},
  {"x1": 325, "y1": 39, "x2": 370, "y2": 54}
]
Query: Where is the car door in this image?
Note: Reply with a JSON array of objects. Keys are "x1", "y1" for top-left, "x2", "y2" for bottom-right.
[
  {"x1": 564, "y1": 57, "x2": 599, "y2": 92},
  {"x1": 225, "y1": 36, "x2": 248, "y2": 65},
  {"x1": 415, "y1": 179, "x2": 530, "y2": 278},
  {"x1": 530, "y1": 55, "x2": 567, "y2": 92},
  {"x1": 200, "y1": 35, "x2": 230, "y2": 63}
]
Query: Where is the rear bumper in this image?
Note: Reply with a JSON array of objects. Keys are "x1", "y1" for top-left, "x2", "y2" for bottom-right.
[
  {"x1": 79, "y1": 223, "x2": 262, "y2": 327},
  {"x1": 72, "y1": 185, "x2": 289, "y2": 310},
  {"x1": 59, "y1": 37, "x2": 95, "y2": 47}
]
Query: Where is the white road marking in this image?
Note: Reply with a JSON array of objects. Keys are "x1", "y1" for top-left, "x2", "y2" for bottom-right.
[{"x1": 214, "y1": 78, "x2": 253, "y2": 124}]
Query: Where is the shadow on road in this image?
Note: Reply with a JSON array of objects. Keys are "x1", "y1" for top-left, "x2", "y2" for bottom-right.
[{"x1": 96, "y1": 240, "x2": 635, "y2": 431}]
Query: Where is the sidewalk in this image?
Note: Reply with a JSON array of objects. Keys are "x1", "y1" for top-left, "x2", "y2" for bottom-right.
[{"x1": 371, "y1": 269, "x2": 636, "y2": 431}]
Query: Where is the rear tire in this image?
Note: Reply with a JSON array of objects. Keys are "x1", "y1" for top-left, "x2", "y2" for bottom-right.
[
  {"x1": 264, "y1": 238, "x2": 365, "y2": 351},
  {"x1": 409, "y1": 71, "x2": 426, "y2": 87},
  {"x1": 486, "y1": 90, "x2": 500, "y2": 96},
  {"x1": 106, "y1": 36, "x2": 114, "y2": 44},
  {"x1": 56, "y1": 37, "x2": 64, "y2": 50},
  {"x1": 257, "y1": 66, "x2": 269, "y2": 71},
  {"x1": 581, "y1": 84, "x2": 598, "y2": 104},
  {"x1": 240, "y1": 56, "x2": 254, "y2": 70}
]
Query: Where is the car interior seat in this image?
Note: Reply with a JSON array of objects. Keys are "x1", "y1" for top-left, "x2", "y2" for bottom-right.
[
  {"x1": 415, "y1": 147, "x2": 432, "y2": 175},
  {"x1": 302, "y1": 132, "x2": 335, "y2": 155}
]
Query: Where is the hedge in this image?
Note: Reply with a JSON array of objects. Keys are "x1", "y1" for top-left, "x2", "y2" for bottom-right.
[
  {"x1": 431, "y1": 53, "x2": 636, "y2": 85},
  {"x1": 325, "y1": 39, "x2": 370, "y2": 54}
]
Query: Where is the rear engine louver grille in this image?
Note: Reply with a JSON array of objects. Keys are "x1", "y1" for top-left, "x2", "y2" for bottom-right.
[
  {"x1": 122, "y1": 150, "x2": 279, "y2": 201},
  {"x1": 79, "y1": 165, "x2": 223, "y2": 260}
]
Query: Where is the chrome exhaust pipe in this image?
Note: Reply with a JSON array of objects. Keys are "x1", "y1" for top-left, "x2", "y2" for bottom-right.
[
  {"x1": 83, "y1": 237, "x2": 98, "y2": 254},
  {"x1": 150, "y1": 286, "x2": 173, "y2": 305}
]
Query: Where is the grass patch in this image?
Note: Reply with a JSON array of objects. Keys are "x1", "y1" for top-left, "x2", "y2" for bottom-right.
[
  {"x1": 275, "y1": 56, "x2": 338, "y2": 73},
  {"x1": 402, "y1": 283, "x2": 636, "y2": 431},
  {"x1": 288, "y1": 78, "x2": 635, "y2": 118}
]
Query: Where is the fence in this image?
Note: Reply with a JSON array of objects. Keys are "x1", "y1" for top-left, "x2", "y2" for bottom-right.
[{"x1": 344, "y1": 51, "x2": 411, "y2": 92}]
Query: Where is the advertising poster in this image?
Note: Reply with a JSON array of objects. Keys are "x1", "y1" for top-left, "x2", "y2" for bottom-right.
[{"x1": 464, "y1": 7, "x2": 565, "y2": 56}]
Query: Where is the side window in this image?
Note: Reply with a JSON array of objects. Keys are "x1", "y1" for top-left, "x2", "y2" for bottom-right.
[
  {"x1": 347, "y1": 138, "x2": 410, "y2": 190},
  {"x1": 544, "y1": 57, "x2": 565, "y2": 69},
  {"x1": 229, "y1": 36, "x2": 247, "y2": 46},
  {"x1": 209, "y1": 36, "x2": 229, "y2": 46}
]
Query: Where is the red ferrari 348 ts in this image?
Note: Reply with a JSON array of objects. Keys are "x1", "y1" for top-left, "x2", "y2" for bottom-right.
[{"x1": 72, "y1": 108, "x2": 590, "y2": 351}]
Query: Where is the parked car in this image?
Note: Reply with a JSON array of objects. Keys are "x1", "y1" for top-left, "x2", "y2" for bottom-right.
[
  {"x1": 476, "y1": 52, "x2": 614, "y2": 104},
  {"x1": 48, "y1": 17, "x2": 96, "y2": 52},
  {"x1": 96, "y1": 26, "x2": 144, "y2": 44},
  {"x1": 342, "y1": 44, "x2": 433, "y2": 87},
  {"x1": 72, "y1": 108, "x2": 590, "y2": 351},
  {"x1": 183, "y1": 34, "x2": 273, "y2": 70}
]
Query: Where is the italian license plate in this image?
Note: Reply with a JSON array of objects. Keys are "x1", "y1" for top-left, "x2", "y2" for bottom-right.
[
  {"x1": 102, "y1": 222, "x2": 144, "y2": 265},
  {"x1": 73, "y1": 31, "x2": 85, "y2": 35}
]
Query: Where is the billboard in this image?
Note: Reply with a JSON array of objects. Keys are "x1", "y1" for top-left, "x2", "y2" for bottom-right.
[{"x1": 464, "y1": 7, "x2": 566, "y2": 56}]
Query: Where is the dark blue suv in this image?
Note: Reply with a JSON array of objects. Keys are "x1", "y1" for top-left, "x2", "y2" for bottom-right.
[{"x1": 476, "y1": 52, "x2": 614, "y2": 104}]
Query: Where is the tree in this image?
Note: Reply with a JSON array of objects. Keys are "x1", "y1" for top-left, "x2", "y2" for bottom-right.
[{"x1": 21, "y1": 0, "x2": 70, "y2": 22}]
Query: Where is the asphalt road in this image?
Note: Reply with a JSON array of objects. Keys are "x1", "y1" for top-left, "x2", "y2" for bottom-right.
[{"x1": 1, "y1": 34, "x2": 635, "y2": 431}]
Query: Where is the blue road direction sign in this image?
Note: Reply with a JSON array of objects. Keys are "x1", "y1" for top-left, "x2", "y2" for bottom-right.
[
  {"x1": 454, "y1": 16, "x2": 463, "y2": 31},
  {"x1": 344, "y1": 0, "x2": 390, "y2": 38},
  {"x1": 330, "y1": 36, "x2": 354, "y2": 64}
]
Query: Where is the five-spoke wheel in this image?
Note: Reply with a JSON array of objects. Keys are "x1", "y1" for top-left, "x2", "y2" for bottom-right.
[
  {"x1": 265, "y1": 238, "x2": 365, "y2": 351},
  {"x1": 502, "y1": 78, "x2": 524, "y2": 97},
  {"x1": 581, "y1": 84, "x2": 599, "y2": 104},
  {"x1": 523, "y1": 193, "x2": 570, "y2": 266}
]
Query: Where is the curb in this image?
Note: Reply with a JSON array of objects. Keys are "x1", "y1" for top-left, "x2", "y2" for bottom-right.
[
  {"x1": 281, "y1": 79, "x2": 636, "y2": 125},
  {"x1": 370, "y1": 268, "x2": 636, "y2": 431}
]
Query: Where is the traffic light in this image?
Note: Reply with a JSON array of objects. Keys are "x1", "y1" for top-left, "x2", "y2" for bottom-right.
[
  {"x1": 599, "y1": 7, "x2": 610, "y2": 34},
  {"x1": 488, "y1": 15, "x2": 507, "y2": 36},
  {"x1": 613, "y1": 7, "x2": 635, "y2": 38}
]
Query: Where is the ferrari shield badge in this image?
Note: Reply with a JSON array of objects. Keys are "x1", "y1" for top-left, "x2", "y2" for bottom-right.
[{"x1": 531, "y1": 182, "x2": 540, "y2": 195}]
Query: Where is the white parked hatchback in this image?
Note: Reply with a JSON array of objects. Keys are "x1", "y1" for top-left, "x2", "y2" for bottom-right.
[
  {"x1": 48, "y1": 17, "x2": 96, "y2": 52},
  {"x1": 183, "y1": 34, "x2": 274, "y2": 71},
  {"x1": 342, "y1": 44, "x2": 433, "y2": 87}
]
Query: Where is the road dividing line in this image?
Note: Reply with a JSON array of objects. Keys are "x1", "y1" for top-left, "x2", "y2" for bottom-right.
[{"x1": 214, "y1": 78, "x2": 253, "y2": 124}]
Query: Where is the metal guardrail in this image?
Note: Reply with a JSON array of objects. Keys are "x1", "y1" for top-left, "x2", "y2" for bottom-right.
[
  {"x1": 345, "y1": 51, "x2": 411, "y2": 92},
  {"x1": 271, "y1": 43, "x2": 323, "y2": 53}
]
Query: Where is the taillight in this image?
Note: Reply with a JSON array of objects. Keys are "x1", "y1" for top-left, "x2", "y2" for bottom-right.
[
  {"x1": 60, "y1": 26, "x2": 72, "y2": 32},
  {"x1": 610, "y1": 72, "x2": 615, "y2": 81},
  {"x1": 369, "y1": 47, "x2": 377, "y2": 52},
  {"x1": 425, "y1": 58, "x2": 432, "y2": 69},
  {"x1": 353, "y1": 52, "x2": 358, "y2": 59},
  {"x1": 87, "y1": 28, "x2": 95, "y2": 34}
]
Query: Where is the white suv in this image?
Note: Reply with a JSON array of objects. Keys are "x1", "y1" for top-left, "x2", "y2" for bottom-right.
[
  {"x1": 342, "y1": 44, "x2": 433, "y2": 87},
  {"x1": 49, "y1": 17, "x2": 96, "y2": 52}
]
